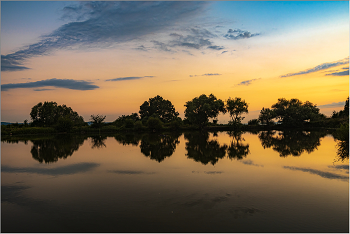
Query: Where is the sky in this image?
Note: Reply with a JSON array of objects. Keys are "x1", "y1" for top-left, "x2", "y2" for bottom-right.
[{"x1": 1, "y1": 1, "x2": 349, "y2": 123}]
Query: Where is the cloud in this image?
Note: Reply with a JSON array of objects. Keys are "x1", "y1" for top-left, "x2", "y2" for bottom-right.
[
  {"x1": 1, "y1": 1, "x2": 208, "y2": 71},
  {"x1": 280, "y1": 57, "x2": 349, "y2": 78},
  {"x1": 1, "y1": 163, "x2": 100, "y2": 176},
  {"x1": 326, "y1": 69, "x2": 349, "y2": 76},
  {"x1": 153, "y1": 27, "x2": 224, "y2": 52},
  {"x1": 318, "y1": 101, "x2": 345, "y2": 108},
  {"x1": 236, "y1": 78, "x2": 261, "y2": 86},
  {"x1": 106, "y1": 76, "x2": 154, "y2": 82},
  {"x1": 1, "y1": 78, "x2": 99, "y2": 91},
  {"x1": 221, "y1": 50, "x2": 228, "y2": 54},
  {"x1": 190, "y1": 73, "x2": 222, "y2": 77},
  {"x1": 33, "y1": 88, "x2": 55, "y2": 91},
  {"x1": 224, "y1": 29, "x2": 259, "y2": 40},
  {"x1": 283, "y1": 166, "x2": 348, "y2": 181},
  {"x1": 204, "y1": 171, "x2": 223, "y2": 174}
]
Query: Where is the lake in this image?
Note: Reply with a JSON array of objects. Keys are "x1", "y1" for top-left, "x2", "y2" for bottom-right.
[{"x1": 1, "y1": 130, "x2": 349, "y2": 232}]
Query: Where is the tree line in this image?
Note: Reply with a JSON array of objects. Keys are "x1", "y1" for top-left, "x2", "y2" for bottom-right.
[{"x1": 4, "y1": 94, "x2": 349, "y2": 133}]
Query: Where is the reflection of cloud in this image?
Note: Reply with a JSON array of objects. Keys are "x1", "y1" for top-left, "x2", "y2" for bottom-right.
[
  {"x1": 2, "y1": 1, "x2": 208, "y2": 71},
  {"x1": 283, "y1": 166, "x2": 348, "y2": 181},
  {"x1": 204, "y1": 171, "x2": 223, "y2": 174},
  {"x1": 106, "y1": 76, "x2": 154, "y2": 82},
  {"x1": 224, "y1": 29, "x2": 259, "y2": 40},
  {"x1": 280, "y1": 57, "x2": 349, "y2": 78},
  {"x1": 240, "y1": 160, "x2": 264, "y2": 167},
  {"x1": 2, "y1": 163, "x2": 99, "y2": 175},
  {"x1": 109, "y1": 170, "x2": 155, "y2": 175},
  {"x1": 1, "y1": 78, "x2": 99, "y2": 91},
  {"x1": 318, "y1": 101, "x2": 345, "y2": 108},
  {"x1": 329, "y1": 164, "x2": 349, "y2": 174},
  {"x1": 236, "y1": 78, "x2": 261, "y2": 86}
]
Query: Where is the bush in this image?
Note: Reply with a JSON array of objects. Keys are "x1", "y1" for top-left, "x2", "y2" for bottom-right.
[
  {"x1": 134, "y1": 121, "x2": 144, "y2": 131},
  {"x1": 147, "y1": 117, "x2": 163, "y2": 131},
  {"x1": 55, "y1": 116, "x2": 74, "y2": 132},
  {"x1": 248, "y1": 119, "x2": 259, "y2": 126}
]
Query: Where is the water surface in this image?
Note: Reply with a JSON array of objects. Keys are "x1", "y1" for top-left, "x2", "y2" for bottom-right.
[{"x1": 1, "y1": 131, "x2": 348, "y2": 232}]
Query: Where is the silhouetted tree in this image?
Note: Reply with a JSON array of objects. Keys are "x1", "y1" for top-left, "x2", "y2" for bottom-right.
[
  {"x1": 30, "y1": 101, "x2": 85, "y2": 127},
  {"x1": 90, "y1": 114, "x2": 106, "y2": 128},
  {"x1": 226, "y1": 97, "x2": 248, "y2": 126},
  {"x1": 184, "y1": 94, "x2": 225, "y2": 127},
  {"x1": 270, "y1": 98, "x2": 322, "y2": 127},
  {"x1": 184, "y1": 132, "x2": 227, "y2": 165},
  {"x1": 139, "y1": 95, "x2": 179, "y2": 122},
  {"x1": 114, "y1": 113, "x2": 140, "y2": 128},
  {"x1": 258, "y1": 107, "x2": 275, "y2": 125},
  {"x1": 332, "y1": 97, "x2": 349, "y2": 118}
]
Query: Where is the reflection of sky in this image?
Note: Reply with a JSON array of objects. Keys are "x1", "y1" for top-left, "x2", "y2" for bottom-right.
[
  {"x1": 1, "y1": 1, "x2": 348, "y2": 123},
  {"x1": 1, "y1": 133, "x2": 349, "y2": 232}
]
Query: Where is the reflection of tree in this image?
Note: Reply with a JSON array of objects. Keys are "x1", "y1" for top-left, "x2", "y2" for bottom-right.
[
  {"x1": 184, "y1": 132, "x2": 227, "y2": 165},
  {"x1": 258, "y1": 130, "x2": 326, "y2": 157},
  {"x1": 90, "y1": 135, "x2": 107, "y2": 149},
  {"x1": 227, "y1": 131, "x2": 250, "y2": 160},
  {"x1": 333, "y1": 124, "x2": 349, "y2": 162},
  {"x1": 114, "y1": 133, "x2": 142, "y2": 146},
  {"x1": 140, "y1": 133, "x2": 181, "y2": 162},
  {"x1": 336, "y1": 140, "x2": 349, "y2": 162},
  {"x1": 31, "y1": 135, "x2": 87, "y2": 163}
]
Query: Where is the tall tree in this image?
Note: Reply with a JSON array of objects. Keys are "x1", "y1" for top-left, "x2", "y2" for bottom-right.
[
  {"x1": 184, "y1": 94, "x2": 225, "y2": 127},
  {"x1": 271, "y1": 98, "x2": 321, "y2": 126},
  {"x1": 139, "y1": 95, "x2": 179, "y2": 122},
  {"x1": 258, "y1": 107, "x2": 275, "y2": 125},
  {"x1": 226, "y1": 97, "x2": 248, "y2": 125},
  {"x1": 30, "y1": 101, "x2": 85, "y2": 127}
]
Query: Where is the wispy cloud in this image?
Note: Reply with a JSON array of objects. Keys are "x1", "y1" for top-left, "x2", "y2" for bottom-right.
[
  {"x1": 318, "y1": 101, "x2": 345, "y2": 108},
  {"x1": 284, "y1": 166, "x2": 348, "y2": 181},
  {"x1": 1, "y1": 163, "x2": 99, "y2": 175},
  {"x1": 325, "y1": 69, "x2": 349, "y2": 76},
  {"x1": 236, "y1": 78, "x2": 261, "y2": 86},
  {"x1": 33, "y1": 88, "x2": 55, "y2": 91},
  {"x1": 106, "y1": 76, "x2": 154, "y2": 82},
  {"x1": 190, "y1": 73, "x2": 222, "y2": 77},
  {"x1": 204, "y1": 171, "x2": 223, "y2": 174},
  {"x1": 240, "y1": 160, "x2": 264, "y2": 167},
  {"x1": 280, "y1": 57, "x2": 349, "y2": 78},
  {"x1": 1, "y1": 1, "x2": 208, "y2": 71},
  {"x1": 224, "y1": 29, "x2": 259, "y2": 40},
  {"x1": 1, "y1": 78, "x2": 99, "y2": 91}
]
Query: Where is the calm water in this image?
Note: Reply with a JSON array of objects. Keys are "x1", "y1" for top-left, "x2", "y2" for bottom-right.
[{"x1": 1, "y1": 131, "x2": 349, "y2": 232}]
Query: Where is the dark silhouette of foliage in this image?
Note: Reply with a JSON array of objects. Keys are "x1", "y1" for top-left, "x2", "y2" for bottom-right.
[
  {"x1": 184, "y1": 94, "x2": 225, "y2": 127},
  {"x1": 147, "y1": 116, "x2": 163, "y2": 131},
  {"x1": 140, "y1": 133, "x2": 181, "y2": 162},
  {"x1": 139, "y1": 95, "x2": 179, "y2": 122},
  {"x1": 30, "y1": 135, "x2": 86, "y2": 163},
  {"x1": 258, "y1": 130, "x2": 326, "y2": 157},
  {"x1": 332, "y1": 97, "x2": 349, "y2": 118},
  {"x1": 90, "y1": 114, "x2": 106, "y2": 128},
  {"x1": 247, "y1": 119, "x2": 259, "y2": 126},
  {"x1": 114, "y1": 113, "x2": 140, "y2": 128},
  {"x1": 258, "y1": 107, "x2": 275, "y2": 125},
  {"x1": 333, "y1": 123, "x2": 349, "y2": 162},
  {"x1": 184, "y1": 132, "x2": 227, "y2": 165},
  {"x1": 270, "y1": 98, "x2": 322, "y2": 127},
  {"x1": 30, "y1": 101, "x2": 85, "y2": 128},
  {"x1": 226, "y1": 97, "x2": 248, "y2": 126},
  {"x1": 227, "y1": 131, "x2": 250, "y2": 160}
]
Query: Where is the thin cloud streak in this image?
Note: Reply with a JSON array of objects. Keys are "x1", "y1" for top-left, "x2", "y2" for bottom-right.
[
  {"x1": 284, "y1": 166, "x2": 348, "y2": 181},
  {"x1": 236, "y1": 78, "x2": 261, "y2": 86},
  {"x1": 325, "y1": 69, "x2": 349, "y2": 76},
  {"x1": 318, "y1": 101, "x2": 345, "y2": 108},
  {"x1": 1, "y1": 78, "x2": 99, "y2": 91},
  {"x1": 106, "y1": 76, "x2": 154, "y2": 82},
  {"x1": 280, "y1": 57, "x2": 349, "y2": 78}
]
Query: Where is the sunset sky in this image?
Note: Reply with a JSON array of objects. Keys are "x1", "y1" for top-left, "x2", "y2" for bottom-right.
[{"x1": 1, "y1": 1, "x2": 349, "y2": 123}]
